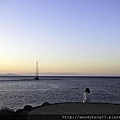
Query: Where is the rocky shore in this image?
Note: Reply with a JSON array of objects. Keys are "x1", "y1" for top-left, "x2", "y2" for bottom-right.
[
  {"x1": 0, "y1": 102, "x2": 50, "y2": 120},
  {"x1": 1, "y1": 102, "x2": 120, "y2": 120}
]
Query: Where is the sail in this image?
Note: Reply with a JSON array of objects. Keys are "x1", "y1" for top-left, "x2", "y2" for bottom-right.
[{"x1": 35, "y1": 61, "x2": 39, "y2": 80}]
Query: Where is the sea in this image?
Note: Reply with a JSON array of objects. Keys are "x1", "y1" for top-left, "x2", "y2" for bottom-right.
[{"x1": 0, "y1": 76, "x2": 120, "y2": 111}]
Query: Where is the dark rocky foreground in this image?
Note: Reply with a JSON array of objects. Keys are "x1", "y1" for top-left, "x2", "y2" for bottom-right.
[
  {"x1": 0, "y1": 102, "x2": 50, "y2": 120},
  {"x1": 1, "y1": 102, "x2": 120, "y2": 120}
]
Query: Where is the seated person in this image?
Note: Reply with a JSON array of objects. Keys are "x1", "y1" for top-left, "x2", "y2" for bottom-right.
[{"x1": 83, "y1": 88, "x2": 91, "y2": 103}]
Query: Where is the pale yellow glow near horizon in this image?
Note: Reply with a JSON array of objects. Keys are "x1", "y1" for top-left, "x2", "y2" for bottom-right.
[
  {"x1": 0, "y1": 33, "x2": 120, "y2": 76},
  {"x1": 0, "y1": 58, "x2": 120, "y2": 75},
  {"x1": 0, "y1": 46, "x2": 120, "y2": 75}
]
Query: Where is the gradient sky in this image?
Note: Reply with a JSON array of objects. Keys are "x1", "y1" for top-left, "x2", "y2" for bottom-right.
[{"x1": 0, "y1": 0, "x2": 120, "y2": 76}]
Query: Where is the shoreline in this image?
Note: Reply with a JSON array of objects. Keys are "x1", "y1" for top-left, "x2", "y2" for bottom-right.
[{"x1": 1, "y1": 102, "x2": 120, "y2": 120}]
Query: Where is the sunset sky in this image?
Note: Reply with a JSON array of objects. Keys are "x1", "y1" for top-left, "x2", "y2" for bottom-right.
[{"x1": 0, "y1": 0, "x2": 120, "y2": 76}]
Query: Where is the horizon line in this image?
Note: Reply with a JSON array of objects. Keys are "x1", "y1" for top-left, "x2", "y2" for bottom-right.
[{"x1": 0, "y1": 73, "x2": 120, "y2": 77}]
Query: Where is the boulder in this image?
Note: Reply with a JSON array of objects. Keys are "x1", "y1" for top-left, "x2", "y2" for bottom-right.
[
  {"x1": 41, "y1": 102, "x2": 50, "y2": 107},
  {"x1": 23, "y1": 105, "x2": 33, "y2": 111}
]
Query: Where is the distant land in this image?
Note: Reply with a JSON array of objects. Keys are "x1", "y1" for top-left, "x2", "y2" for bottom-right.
[
  {"x1": 0, "y1": 73, "x2": 20, "y2": 76},
  {"x1": 0, "y1": 73, "x2": 120, "y2": 78}
]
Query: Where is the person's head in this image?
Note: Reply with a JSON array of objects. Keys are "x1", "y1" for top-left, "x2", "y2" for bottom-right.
[{"x1": 85, "y1": 88, "x2": 90, "y2": 93}]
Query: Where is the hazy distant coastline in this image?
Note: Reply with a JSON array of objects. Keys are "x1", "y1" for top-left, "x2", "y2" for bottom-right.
[
  {"x1": 0, "y1": 73, "x2": 20, "y2": 76},
  {"x1": 0, "y1": 74, "x2": 120, "y2": 78}
]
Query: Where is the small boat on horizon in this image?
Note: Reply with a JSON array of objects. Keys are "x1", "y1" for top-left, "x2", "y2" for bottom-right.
[{"x1": 35, "y1": 61, "x2": 39, "y2": 80}]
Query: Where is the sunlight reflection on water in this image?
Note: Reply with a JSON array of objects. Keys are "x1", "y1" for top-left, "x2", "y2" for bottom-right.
[{"x1": 0, "y1": 76, "x2": 120, "y2": 110}]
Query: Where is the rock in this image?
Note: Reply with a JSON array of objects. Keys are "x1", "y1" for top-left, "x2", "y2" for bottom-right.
[
  {"x1": 16, "y1": 109, "x2": 28, "y2": 120},
  {"x1": 0, "y1": 107, "x2": 16, "y2": 120},
  {"x1": 15, "y1": 105, "x2": 33, "y2": 120},
  {"x1": 16, "y1": 109, "x2": 23, "y2": 115},
  {"x1": 23, "y1": 105, "x2": 33, "y2": 111},
  {"x1": 0, "y1": 107, "x2": 15, "y2": 113},
  {"x1": 41, "y1": 102, "x2": 50, "y2": 107},
  {"x1": 0, "y1": 107, "x2": 15, "y2": 115}
]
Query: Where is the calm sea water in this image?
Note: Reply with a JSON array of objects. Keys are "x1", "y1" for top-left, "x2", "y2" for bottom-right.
[{"x1": 0, "y1": 76, "x2": 120, "y2": 110}]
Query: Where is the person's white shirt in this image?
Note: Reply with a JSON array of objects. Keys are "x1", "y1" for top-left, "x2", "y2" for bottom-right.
[{"x1": 83, "y1": 92, "x2": 91, "y2": 103}]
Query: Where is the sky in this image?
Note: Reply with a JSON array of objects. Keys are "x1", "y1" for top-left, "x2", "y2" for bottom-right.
[{"x1": 0, "y1": 0, "x2": 120, "y2": 76}]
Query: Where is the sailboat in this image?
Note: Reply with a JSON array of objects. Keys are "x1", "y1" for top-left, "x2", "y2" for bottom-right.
[{"x1": 35, "y1": 61, "x2": 39, "y2": 80}]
